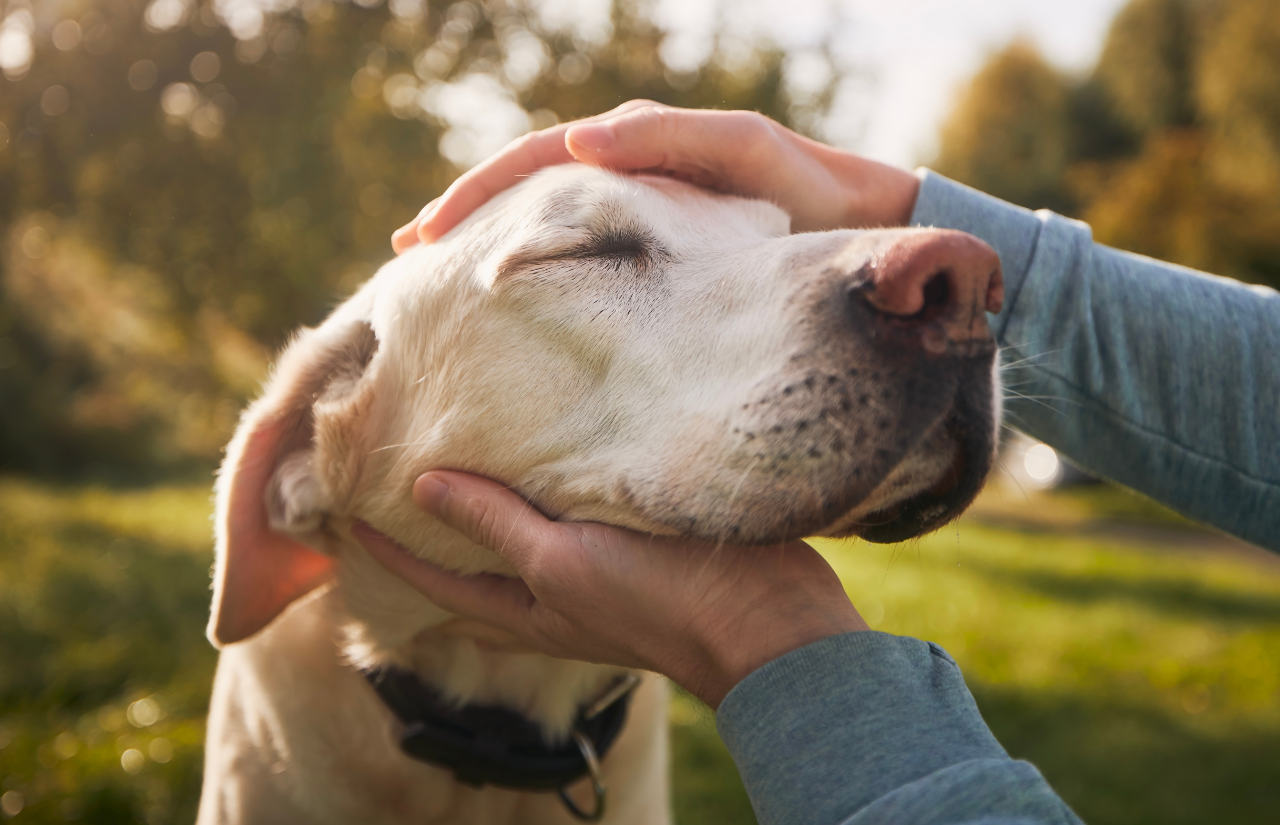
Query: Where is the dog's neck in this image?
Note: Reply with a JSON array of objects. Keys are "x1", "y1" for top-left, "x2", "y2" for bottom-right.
[{"x1": 326, "y1": 530, "x2": 628, "y2": 739}]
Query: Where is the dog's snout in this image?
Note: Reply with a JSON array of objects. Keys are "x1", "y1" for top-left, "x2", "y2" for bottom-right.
[{"x1": 852, "y1": 230, "x2": 1003, "y2": 352}]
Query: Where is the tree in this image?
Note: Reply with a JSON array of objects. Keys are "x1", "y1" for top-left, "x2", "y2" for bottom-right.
[
  {"x1": 0, "y1": 0, "x2": 841, "y2": 476},
  {"x1": 933, "y1": 42, "x2": 1074, "y2": 214},
  {"x1": 933, "y1": 0, "x2": 1280, "y2": 291}
]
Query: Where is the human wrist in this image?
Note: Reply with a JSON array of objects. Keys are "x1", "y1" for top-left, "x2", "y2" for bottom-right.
[
  {"x1": 812, "y1": 143, "x2": 919, "y2": 228},
  {"x1": 846, "y1": 158, "x2": 920, "y2": 228},
  {"x1": 682, "y1": 603, "x2": 867, "y2": 709}
]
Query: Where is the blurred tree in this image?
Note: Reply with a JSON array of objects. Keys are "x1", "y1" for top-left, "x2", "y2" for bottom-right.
[
  {"x1": 1196, "y1": 0, "x2": 1280, "y2": 195},
  {"x1": 933, "y1": 42, "x2": 1075, "y2": 214},
  {"x1": 0, "y1": 0, "x2": 840, "y2": 476},
  {"x1": 1093, "y1": 0, "x2": 1198, "y2": 138},
  {"x1": 933, "y1": 0, "x2": 1280, "y2": 291}
]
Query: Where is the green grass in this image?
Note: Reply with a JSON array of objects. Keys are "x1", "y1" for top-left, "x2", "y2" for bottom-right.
[{"x1": 2, "y1": 476, "x2": 1278, "y2": 823}]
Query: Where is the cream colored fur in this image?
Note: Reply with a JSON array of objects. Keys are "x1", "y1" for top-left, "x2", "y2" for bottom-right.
[{"x1": 199, "y1": 165, "x2": 1000, "y2": 824}]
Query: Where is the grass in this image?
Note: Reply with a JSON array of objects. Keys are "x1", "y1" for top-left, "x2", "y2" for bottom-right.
[{"x1": 2, "y1": 476, "x2": 1278, "y2": 823}]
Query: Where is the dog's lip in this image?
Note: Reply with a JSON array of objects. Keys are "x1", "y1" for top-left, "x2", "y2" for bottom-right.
[
  {"x1": 850, "y1": 420, "x2": 980, "y2": 544},
  {"x1": 850, "y1": 455, "x2": 960, "y2": 534}
]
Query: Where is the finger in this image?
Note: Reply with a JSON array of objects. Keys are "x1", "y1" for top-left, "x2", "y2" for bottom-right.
[
  {"x1": 413, "y1": 471, "x2": 568, "y2": 573},
  {"x1": 391, "y1": 198, "x2": 439, "y2": 254},
  {"x1": 352, "y1": 520, "x2": 537, "y2": 631},
  {"x1": 416, "y1": 131, "x2": 574, "y2": 243},
  {"x1": 416, "y1": 100, "x2": 662, "y2": 244},
  {"x1": 565, "y1": 106, "x2": 783, "y2": 191}
]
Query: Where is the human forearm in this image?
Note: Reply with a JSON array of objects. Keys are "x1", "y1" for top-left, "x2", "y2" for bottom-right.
[
  {"x1": 910, "y1": 171, "x2": 1280, "y2": 550},
  {"x1": 718, "y1": 633, "x2": 1082, "y2": 825}
]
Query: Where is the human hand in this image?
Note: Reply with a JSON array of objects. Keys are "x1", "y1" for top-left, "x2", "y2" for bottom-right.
[
  {"x1": 352, "y1": 471, "x2": 868, "y2": 709},
  {"x1": 392, "y1": 101, "x2": 921, "y2": 252}
]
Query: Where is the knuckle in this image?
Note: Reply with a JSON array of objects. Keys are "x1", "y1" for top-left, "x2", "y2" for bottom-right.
[
  {"x1": 465, "y1": 495, "x2": 505, "y2": 549},
  {"x1": 733, "y1": 111, "x2": 777, "y2": 145},
  {"x1": 518, "y1": 529, "x2": 559, "y2": 581},
  {"x1": 505, "y1": 131, "x2": 538, "y2": 156},
  {"x1": 632, "y1": 104, "x2": 673, "y2": 132},
  {"x1": 615, "y1": 98, "x2": 659, "y2": 114},
  {"x1": 733, "y1": 114, "x2": 783, "y2": 164}
]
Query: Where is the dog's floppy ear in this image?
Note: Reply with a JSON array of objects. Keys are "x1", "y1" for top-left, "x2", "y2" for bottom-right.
[{"x1": 208, "y1": 319, "x2": 379, "y2": 647}]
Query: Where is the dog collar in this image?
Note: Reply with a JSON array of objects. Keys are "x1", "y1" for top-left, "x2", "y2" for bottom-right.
[{"x1": 363, "y1": 667, "x2": 639, "y2": 822}]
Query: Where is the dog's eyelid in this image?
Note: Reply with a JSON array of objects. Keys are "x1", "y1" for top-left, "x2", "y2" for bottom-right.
[
  {"x1": 578, "y1": 228, "x2": 671, "y2": 264},
  {"x1": 492, "y1": 226, "x2": 669, "y2": 281}
]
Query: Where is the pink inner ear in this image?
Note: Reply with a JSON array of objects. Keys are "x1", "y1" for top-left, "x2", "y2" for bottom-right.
[{"x1": 209, "y1": 420, "x2": 336, "y2": 646}]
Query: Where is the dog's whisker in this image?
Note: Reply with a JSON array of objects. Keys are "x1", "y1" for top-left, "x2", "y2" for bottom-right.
[
  {"x1": 1001, "y1": 390, "x2": 1074, "y2": 415},
  {"x1": 998, "y1": 348, "x2": 1063, "y2": 371},
  {"x1": 718, "y1": 456, "x2": 763, "y2": 547}
]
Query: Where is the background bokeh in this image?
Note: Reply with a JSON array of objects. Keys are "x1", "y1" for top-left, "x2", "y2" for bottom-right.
[{"x1": 1, "y1": 0, "x2": 1278, "y2": 822}]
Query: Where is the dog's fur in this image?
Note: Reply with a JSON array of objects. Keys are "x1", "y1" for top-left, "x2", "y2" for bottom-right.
[{"x1": 198, "y1": 165, "x2": 1001, "y2": 824}]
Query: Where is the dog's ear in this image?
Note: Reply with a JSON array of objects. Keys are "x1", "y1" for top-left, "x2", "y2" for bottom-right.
[{"x1": 208, "y1": 319, "x2": 379, "y2": 647}]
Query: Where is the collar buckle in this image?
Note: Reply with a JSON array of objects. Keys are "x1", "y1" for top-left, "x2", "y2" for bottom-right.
[{"x1": 557, "y1": 730, "x2": 606, "y2": 822}]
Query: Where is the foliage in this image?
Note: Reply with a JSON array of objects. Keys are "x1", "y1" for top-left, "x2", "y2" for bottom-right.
[
  {"x1": 0, "y1": 0, "x2": 834, "y2": 477},
  {"x1": 0, "y1": 479, "x2": 216, "y2": 823},
  {"x1": 933, "y1": 0, "x2": 1280, "y2": 291},
  {"x1": 934, "y1": 43, "x2": 1075, "y2": 215},
  {"x1": 4, "y1": 477, "x2": 1279, "y2": 823}
]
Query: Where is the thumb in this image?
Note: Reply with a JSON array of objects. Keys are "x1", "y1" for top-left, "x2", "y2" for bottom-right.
[
  {"x1": 412, "y1": 471, "x2": 561, "y2": 572},
  {"x1": 351, "y1": 520, "x2": 538, "y2": 632}
]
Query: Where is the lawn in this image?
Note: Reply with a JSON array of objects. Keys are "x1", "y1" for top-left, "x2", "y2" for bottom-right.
[{"x1": 1, "y1": 476, "x2": 1278, "y2": 823}]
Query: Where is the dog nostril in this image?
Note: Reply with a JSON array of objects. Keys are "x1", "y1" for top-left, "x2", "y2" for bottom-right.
[
  {"x1": 921, "y1": 272, "x2": 950, "y2": 313},
  {"x1": 851, "y1": 270, "x2": 954, "y2": 325},
  {"x1": 899, "y1": 272, "x2": 950, "y2": 323}
]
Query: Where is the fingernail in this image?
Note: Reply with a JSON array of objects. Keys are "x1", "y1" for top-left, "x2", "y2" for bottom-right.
[
  {"x1": 414, "y1": 474, "x2": 451, "y2": 512},
  {"x1": 568, "y1": 123, "x2": 614, "y2": 151}
]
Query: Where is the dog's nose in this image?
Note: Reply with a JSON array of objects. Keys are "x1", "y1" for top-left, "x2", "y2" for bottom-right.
[{"x1": 853, "y1": 230, "x2": 1003, "y2": 353}]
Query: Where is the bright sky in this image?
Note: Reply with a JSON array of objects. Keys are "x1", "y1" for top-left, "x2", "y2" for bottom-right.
[
  {"x1": 841, "y1": 0, "x2": 1130, "y2": 166},
  {"x1": 648, "y1": 0, "x2": 1131, "y2": 168}
]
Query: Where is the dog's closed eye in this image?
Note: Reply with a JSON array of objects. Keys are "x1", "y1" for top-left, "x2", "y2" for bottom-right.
[
  {"x1": 577, "y1": 229, "x2": 651, "y2": 262},
  {"x1": 563, "y1": 229, "x2": 670, "y2": 276},
  {"x1": 496, "y1": 227, "x2": 669, "y2": 280}
]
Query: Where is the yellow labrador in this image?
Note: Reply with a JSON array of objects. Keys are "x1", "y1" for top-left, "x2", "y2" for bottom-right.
[{"x1": 198, "y1": 165, "x2": 1002, "y2": 824}]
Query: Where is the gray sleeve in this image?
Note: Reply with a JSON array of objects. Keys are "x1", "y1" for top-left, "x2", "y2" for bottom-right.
[
  {"x1": 910, "y1": 170, "x2": 1280, "y2": 551},
  {"x1": 715, "y1": 632, "x2": 1082, "y2": 825}
]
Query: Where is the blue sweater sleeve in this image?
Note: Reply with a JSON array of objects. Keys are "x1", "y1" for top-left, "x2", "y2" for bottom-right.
[
  {"x1": 910, "y1": 170, "x2": 1280, "y2": 551},
  {"x1": 716, "y1": 632, "x2": 1082, "y2": 825}
]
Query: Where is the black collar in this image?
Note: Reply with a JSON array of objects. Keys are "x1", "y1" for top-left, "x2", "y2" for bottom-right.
[{"x1": 363, "y1": 667, "x2": 638, "y2": 821}]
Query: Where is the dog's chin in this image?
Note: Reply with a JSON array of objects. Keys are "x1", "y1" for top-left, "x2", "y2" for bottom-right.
[
  {"x1": 823, "y1": 413, "x2": 996, "y2": 543},
  {"x1": 842, "y1": 453, "x2": 980, "y2": 543}
]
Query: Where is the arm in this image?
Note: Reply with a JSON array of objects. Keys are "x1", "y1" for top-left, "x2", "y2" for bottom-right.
[
  {"x1": 910, "y1": 172, "x2": 1280, "y2": 551},
  {"x1": 718, "y1": 634, "x2": 1081, "y2": 825}
]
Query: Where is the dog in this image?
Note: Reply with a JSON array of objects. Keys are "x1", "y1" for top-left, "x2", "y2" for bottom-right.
[{"x1": 197, "y1": 164, "x2": 1003, "y2": 824}]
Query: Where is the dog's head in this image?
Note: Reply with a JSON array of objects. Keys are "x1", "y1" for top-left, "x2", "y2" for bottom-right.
[{"x1": 209, "y1": 165, "x2": 1002, "y2": 650}]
